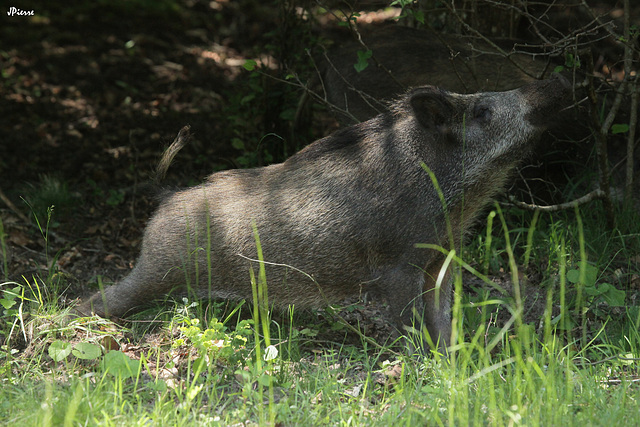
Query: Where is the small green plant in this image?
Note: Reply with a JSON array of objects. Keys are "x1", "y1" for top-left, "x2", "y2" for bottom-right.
[
  {"x1": 86, "y1": 179, "x2": 125, "y2": 206},
  {"x1": 566, "y1": 263, "x2": 626, "y2": 307},
  {"x1": 1, "y1": 278, "x2": 44, "y2": 348},
  {"x1": 0, "y1": 285, "x2": 21, "y2": 318},
  {"x1": 0, "y1": 283, "x2": 24, "y2": 348},
  {"x1": 23, "y1": 175, "x2": 76, "y2": 226},
  {"x1": 100, "y1": 350, "x2": 143, "y2": 379},
  {"x1": 47, "y1": 339, "x2": 102, "y2": 362},
  {"x1": 0, "y1": 217, "x2": 8, "y2": 281},
  {"x1": 47, "y1": 340, "x2": 73, "y2": 362},
  {"x1": 172, "y1": 300, "x2": 254, "y2": 368},
  {"x1": 392, "y1": 0, "x2": 425, "y2": 25},
  {"x1": 48, "y1": 338, "x2": 144, "y2": 383}
]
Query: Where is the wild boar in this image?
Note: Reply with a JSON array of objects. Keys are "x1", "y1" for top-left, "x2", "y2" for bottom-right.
[{"x1": 79, "y1": 75, "x2": 572, "y2": 350}]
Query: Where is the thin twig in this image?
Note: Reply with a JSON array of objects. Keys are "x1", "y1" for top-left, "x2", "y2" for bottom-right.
[
  {"x1": 0, "y1": 186, "x2": 30, "y2": 223},
  {"x1": 584, "y1": 353, "x2": 640, "y2": 365},
  {"x1": 444, "y1": 1, "x2": 555, "y2": 79},
  {"x1": 626, "y1": 79, "x2": 638, "y2": 201},
  {"x1": 622, "y1": 0, "x2": 638, "y2": 202},
  {"x1": 505, "y1": 189, "x2": 606, "y2": 212},
  {"x1": 586, "y1": 50, "x2": 617, "y2": 228}
]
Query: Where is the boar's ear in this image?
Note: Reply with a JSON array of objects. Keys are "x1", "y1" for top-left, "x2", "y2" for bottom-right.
[{"x1": 410, "y1": 90, "x2": 453, "y2": 131}]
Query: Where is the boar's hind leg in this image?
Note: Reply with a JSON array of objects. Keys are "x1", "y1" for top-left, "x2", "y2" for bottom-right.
[{"x1": 77, "y1": 266, "x2": 162, "y2": 318}]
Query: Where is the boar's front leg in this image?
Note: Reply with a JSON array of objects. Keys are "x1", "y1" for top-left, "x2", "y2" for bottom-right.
[{"x1": 420, "y1": 255, "x2": 453, "y2": 351}]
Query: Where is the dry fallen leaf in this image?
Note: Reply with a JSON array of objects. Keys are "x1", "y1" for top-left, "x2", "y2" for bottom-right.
[{"x1": 101, "y1": 335, "x2": 120, "y2": 351}]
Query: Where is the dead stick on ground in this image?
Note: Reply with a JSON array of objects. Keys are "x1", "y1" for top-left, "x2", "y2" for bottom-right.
[
  {"x1": 0, "y1": 185, "x2": 30, "y2": 223},
  {"x1": 505, "y1": 189, "x2": 606, "y2": 212}
]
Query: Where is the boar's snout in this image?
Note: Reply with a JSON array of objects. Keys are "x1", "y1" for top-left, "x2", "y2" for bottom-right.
[{"x1": 522, "y1": 73, "x2": 573, "y2": 128}]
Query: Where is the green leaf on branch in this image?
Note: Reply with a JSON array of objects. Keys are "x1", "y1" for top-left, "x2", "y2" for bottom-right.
[
  {"x1": 611, "y1": 124, "x2": 629, "y2": 134},
  {"x1": 354, "y1": 50, "x2": 372, "y2": 73},
  {"x1": 243, "y1": 60, "x2": 257, "y2": 71}
]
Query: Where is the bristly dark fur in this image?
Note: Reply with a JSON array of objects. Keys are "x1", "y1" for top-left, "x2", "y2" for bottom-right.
[{"x1": 289, "y1": 113, "x2": 393, "y2": 164}]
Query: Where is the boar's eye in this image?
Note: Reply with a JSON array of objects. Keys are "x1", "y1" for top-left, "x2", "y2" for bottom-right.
[{"x1": 473, "y1": 104, "x2": 492, "y2": 122}]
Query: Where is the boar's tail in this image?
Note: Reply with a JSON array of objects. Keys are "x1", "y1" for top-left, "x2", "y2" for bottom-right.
[{"x1": 154, "y1": 125, "x2": 191, "y2": 183}]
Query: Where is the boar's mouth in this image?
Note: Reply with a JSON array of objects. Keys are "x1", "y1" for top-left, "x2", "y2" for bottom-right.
[{"x1": 522, "y1": 74, "x2": 573, "y2": 129}]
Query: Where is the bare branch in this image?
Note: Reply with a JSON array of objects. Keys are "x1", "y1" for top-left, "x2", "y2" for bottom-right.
[
  {"x1": 622, "y1": 0, "x2": 638, "y2": 202},
  {"x1": 0, "y1": 186, "x2": 30, "y2": 223},
  {"x1": 505, "y1": 190, "x2": 607, "y2": 212},
  {"x1": 626, "y1": 78, "x2": 638, "y2": 201},
  {"x1": 443, "y1": 1, "x2": 545, "y2": 79}
]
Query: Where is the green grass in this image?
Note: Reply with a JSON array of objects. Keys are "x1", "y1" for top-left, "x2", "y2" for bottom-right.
[
  {"x1": 22, "y1": 174, "x2": 78, "y2": 228},
  {"x1": 1, "y1": 201, "x2": 639, "y2": 425}
]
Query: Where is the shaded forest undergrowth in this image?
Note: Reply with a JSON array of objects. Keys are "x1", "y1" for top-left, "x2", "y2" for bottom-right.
[{"x1": 1, "y1": 1, "x2": 640, "y2": 424}]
